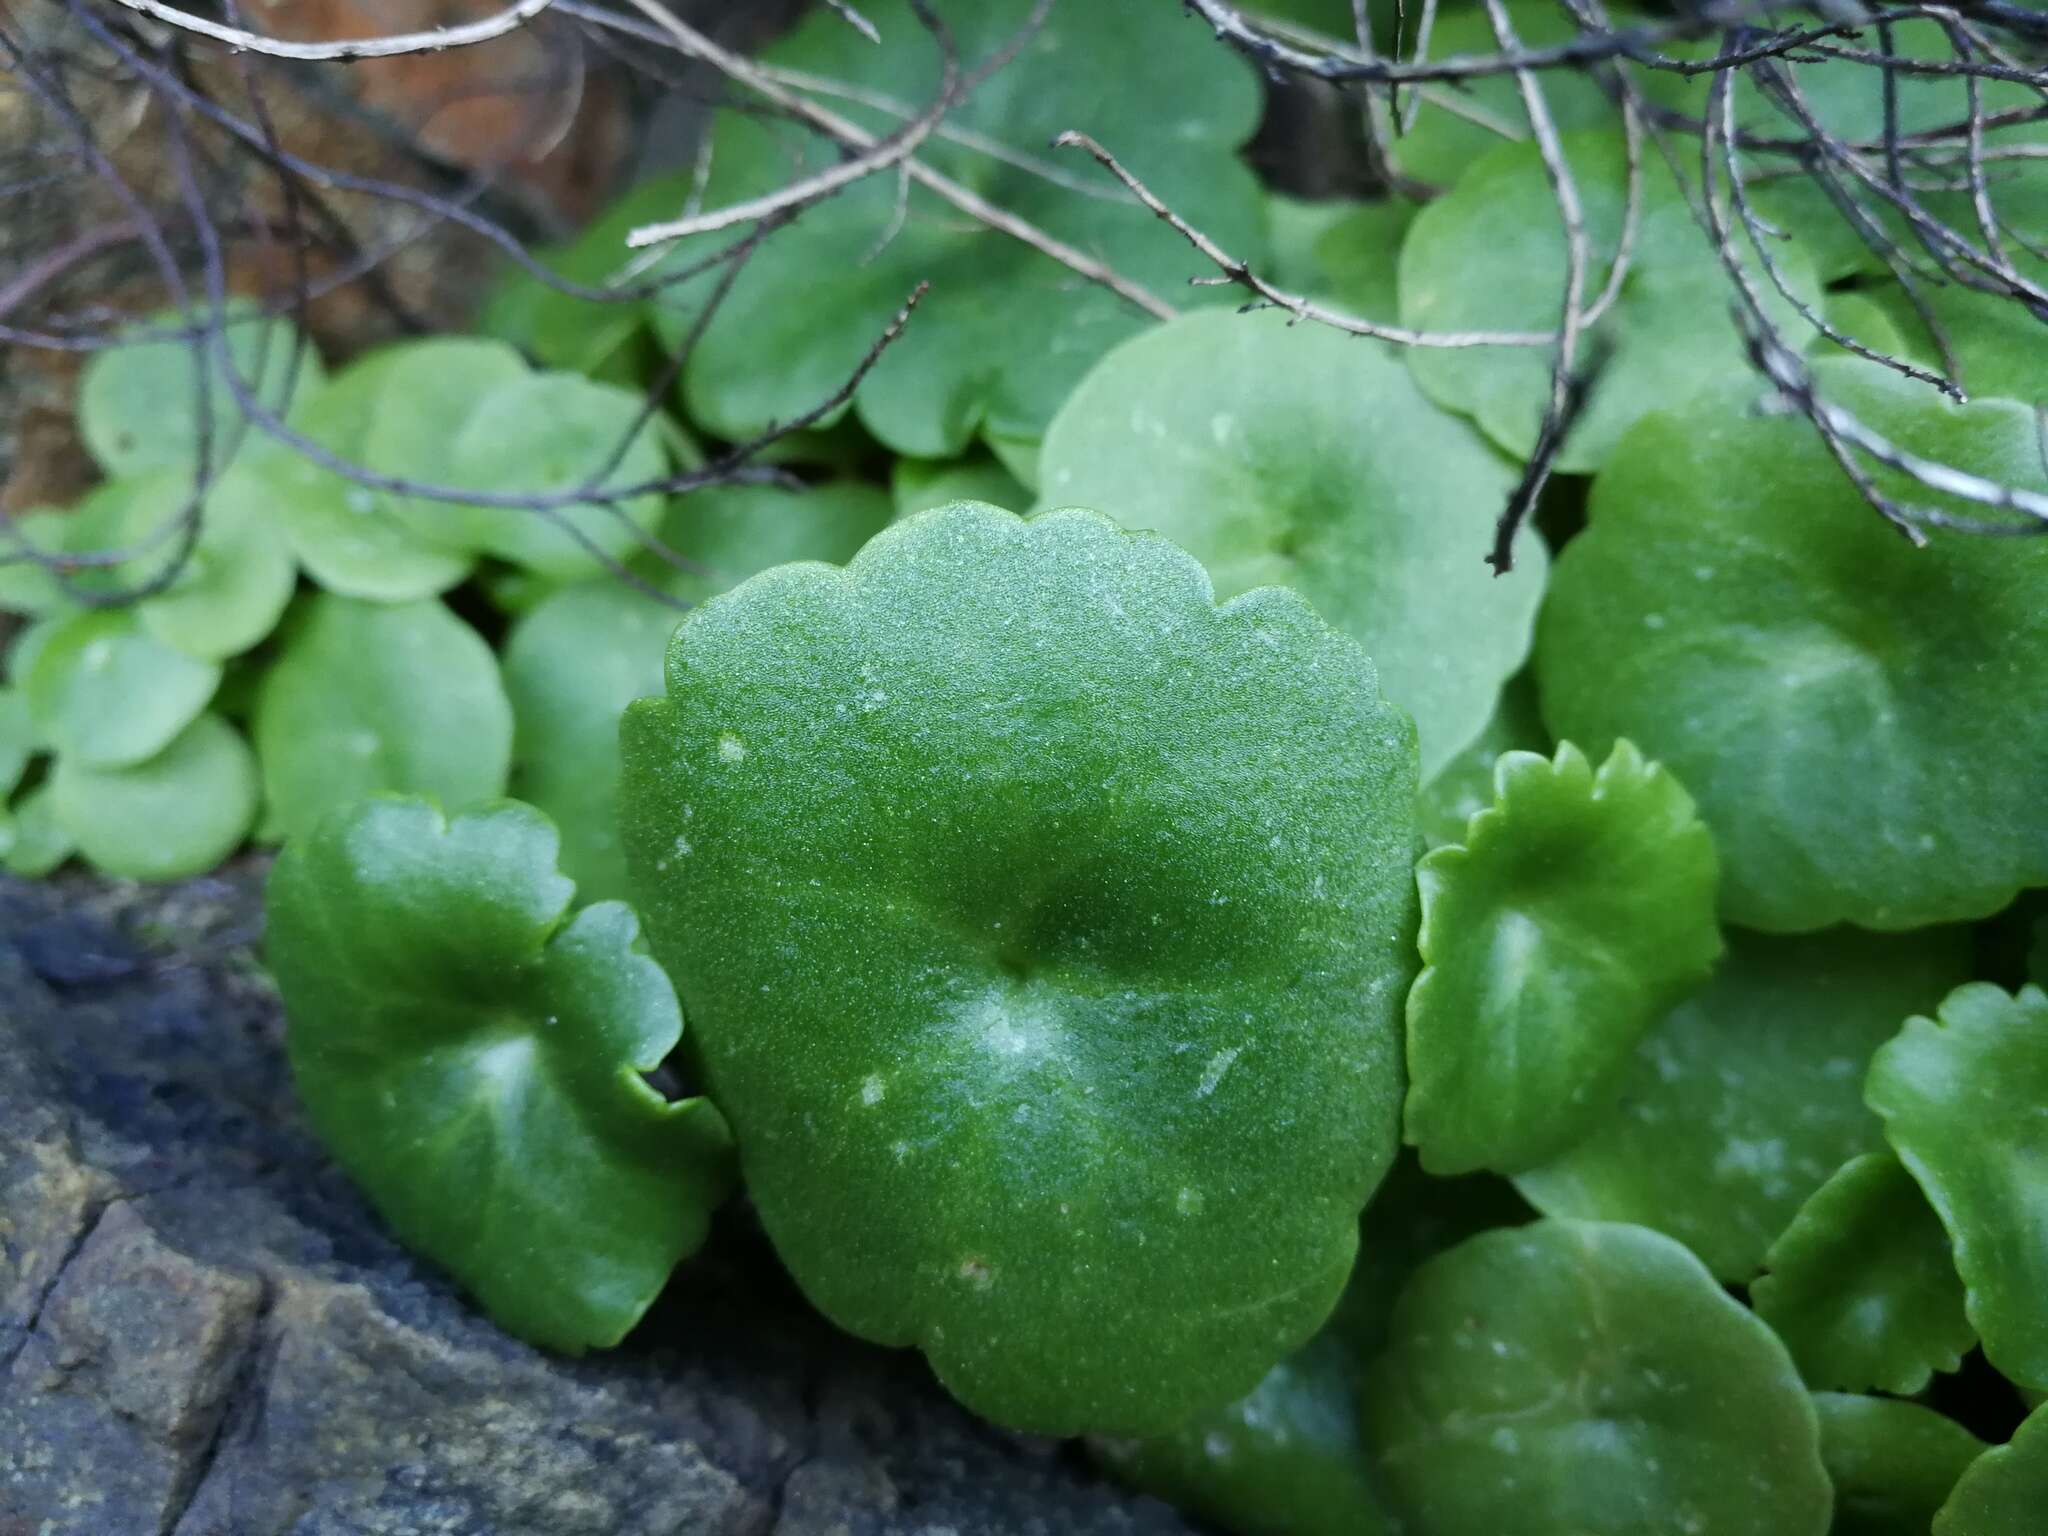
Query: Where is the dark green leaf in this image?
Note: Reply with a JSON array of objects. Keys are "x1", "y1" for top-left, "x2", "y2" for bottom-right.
[
  {"x1": 621, "y1": 503, "x2": 1420, "y2": 1434},
  {"x1": 266, "y1": 797, "x2": 733, "y2": 1351},
  {"x1": 1814, "y1": 1393, "x2": 1985, "y2": 1536},
  {"x1": 1753, "y1": 1153, "x2": 1973, "y2": 1395}
]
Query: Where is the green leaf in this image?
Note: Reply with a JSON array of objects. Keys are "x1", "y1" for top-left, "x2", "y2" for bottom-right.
[
  {"x1": 253, "y1": 594, "x2": 512, "y2": 844},
  {"x1": 360, "y1": 336, "x2": 533, "y2": 550},
  {"x1": 1815, "y1": 1393, "x2": 1986, "y2": 1536},
  {"x1": 503, "y1": 582, "x2": 678, "y2": 906},
  {"x1": 77, "y1": 301, "x2": 326, "y2": 477},
  {"x1": 1090, "y1": 1332, "x2": 1399, "y2": 1536},
  {"x1": 1867, "y1": 983, "x2": 2048, "y2": 1392},
  {"x1": 1364, "y1": 1219, "x2": 1831, "y2": 1536},
  {"x1": 1416, "y1": 671, "x2": 1548, "y2": 848},
  {"x1": 620, "y1": 503, "x2": 1420, "y2": 1435},
  {"x1": 247, "y1": 344, "x2": 475, "y2": 602},
  {"x1": 0, "y1": 508, "x2": 76, "y2": 617},
  {"x1": 1537, "y1": 359, "x2": 2048, "y2": 932},
  {"x1": 0, "y1": 688, "x2": 33, "y2": 800},
  {"x1": 1752, "y1": 1153, "x2": 1974, "y2": 1395},
  {"x1": 265, "y1": 796, "x2": 733, "y2": 1352},
  {"x1": 1264, "y1": 193, "x2": 1368, "y2": 298},
  {"x1": 1308, "y1": 200, "x2": 1414, "y2": 323},
  {"x1": 664, "y1": 0, "x2": 1266, "y2": 460},
  {"x1": 890, "y1": 454, "x2": 1031, "y2": 520},
  {"x1": 1, "y1": 782, "x2": 74, "y2": 877},
  {"x1": 1934, "y1": 1402, "x2": 2048, "y2": 1535},
  {"x1": 59, "y1": 471, "x2": 296, "y2": 663},
  {"x1": 1088, "y1": 1157, "x2": 1529, "y2": 1536},
  {"x1": 1367, "y1": 3, "x2": 1686, "y2": 192},
  {"x1": 24, "y1": 608, "x2": 221, "y2": 769},
  {"x1": 51, "y1": 713, "x2": 257, "y2": 880},
  {"x1": 1865, "y1": 261, "x2": 2048, "y2": 408},
  {"x1": 432, "y1": 371, "x2": 673, "y2": 578},
  {"x1": 1399, "y1": 130, "x2": 1825, "y2": 471},
  {"x1": 480, "y1": 168, "x2": 701, "y2": 379},
  {"x1": 1036, "y1": 308, "x2": 1542, "y2": 776},
  {"x1": 1405, "y1": 740, "x2": 1721, "y2": 1176},
  {"x1": 659, "y1": 480, "x2": 895, "y2": 607},
  {"x1": 1514, "y1": 926, "x2": 1972, "y2": 1281}
]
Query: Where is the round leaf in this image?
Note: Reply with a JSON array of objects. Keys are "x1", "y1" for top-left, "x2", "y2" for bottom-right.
[
  {"x1": 1753, "y1": 1153, "x2": 1974, "y2": 1395},
  {"x1": 1363, "y1": 1219, "x2": 1831, "y2": 1536},
  {"x1": 659, "y1": 480, "x2": 895, "y2": 607},
  {"x1": 503, "y1": 582, "x2": 679, "y2": 905},
  {"x1": 24, "y1": 608, "x2": 220, "y2": 769},
  {"x1": 1934, "y1": 1402, "x2": 2048, "y2": 1536},
  {"x1": 1867, "y1": 982, "x2": 2048, "y2": 1391},
  {"x1": 265, "y1": 797, "x2": 734, "y2": 1352},
  {"x1": 1090, "y1": 1332, "x2": 1399, "y2": 1536},
  {"x1": 620, "y1": 503, "x2": 1421, "y2": 1435},
  {"x1": 248, "y1": 344, "x2": 475, "y2": 601},
  {"x1": 1036, "y1": 308, "x2": 1543, "y2": 776},
  {"x1": 667, "y1": 0, "x2": 1267, "y2": 460},
  {"x1": 439, "y1": 371, "x2": 671, "y2": 578},
  {"x1": 51, "y1": 713, "x2": 257, "y2": 880},
  {"x1": 61, "y1": 471, "x2": 296, "y2": 663},
  {"x1": 1, "y1": 782, "x2": 74, "y2": 878},
  {"x1": 1513, "y1": 927, "x2": 1972, "y2": 1280},
  {"x1": 253, "y1": 594, "x2": 512, "y2": 844},
  {"x1": 360, "y1": 336, "x2": 532, "y2": 550},
  {"x1": 0, "y1": 688, "x2": 33, "y2": 800},
  {"x1": 1537, "y1": 360, "x2": 2048, "y2": 931},
  {"x1": 1405, "y1": 739, "x2": 1722, "y2": 1175},
  {"x1": 1815, "y1": 1393, "x2": 1986, "y2": 1536},
  {"x1": 1399, "y1": 131, "x2": 1825, "y2": 471},
  {"x1": 890, "y1": 455, "x2": 1030, "y2": 521},
  {"x1": 78, "y1": 301, "x2": 326, "y2": 477},
  {"x1": 0, "y1": 508, "x2": 77, "y2": 617}
]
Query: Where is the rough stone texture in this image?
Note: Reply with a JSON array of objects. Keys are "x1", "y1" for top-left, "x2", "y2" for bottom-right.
[{"x1": 0, "y1": 870, "x2": 1200, "y2": 1536}]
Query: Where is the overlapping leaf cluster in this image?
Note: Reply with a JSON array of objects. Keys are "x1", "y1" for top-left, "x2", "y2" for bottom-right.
[{"x1": 8, "y1": 2, "x2": 2048, "y2": 1531}]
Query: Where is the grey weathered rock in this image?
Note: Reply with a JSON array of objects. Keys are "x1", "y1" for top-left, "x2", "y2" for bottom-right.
[{"x1": 0, "y1": 870, "x2": 1199, "y2": 1536}]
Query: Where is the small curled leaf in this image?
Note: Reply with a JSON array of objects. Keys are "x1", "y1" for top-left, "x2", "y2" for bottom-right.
[
  {"x1": 1405, "y1": 740, "x2": 1721, "y2": 1175},
  {"x1": 1752, "y1": 1153, "x2": 1973, "y2": 1396},
  {"x1": 265, "y1": 797, "x2": 734, "y2": 1352},
  {"x1": 1867, "y1": 982, "x2": 2048, "y2": 1391}
]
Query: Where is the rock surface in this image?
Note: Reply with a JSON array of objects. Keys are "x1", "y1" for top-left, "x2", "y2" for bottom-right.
[{"x1": 0, "y1": 869, "x2": 1200, "y2": 1536}]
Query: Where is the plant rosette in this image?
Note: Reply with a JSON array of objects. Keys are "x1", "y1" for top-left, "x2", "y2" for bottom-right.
[
  {"x1": 621, "y1": 502, "x2": 1421, "y2": 1435},
  {"x1": 265, "y1": 797, "x2": 734, "y2": 1352}
]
